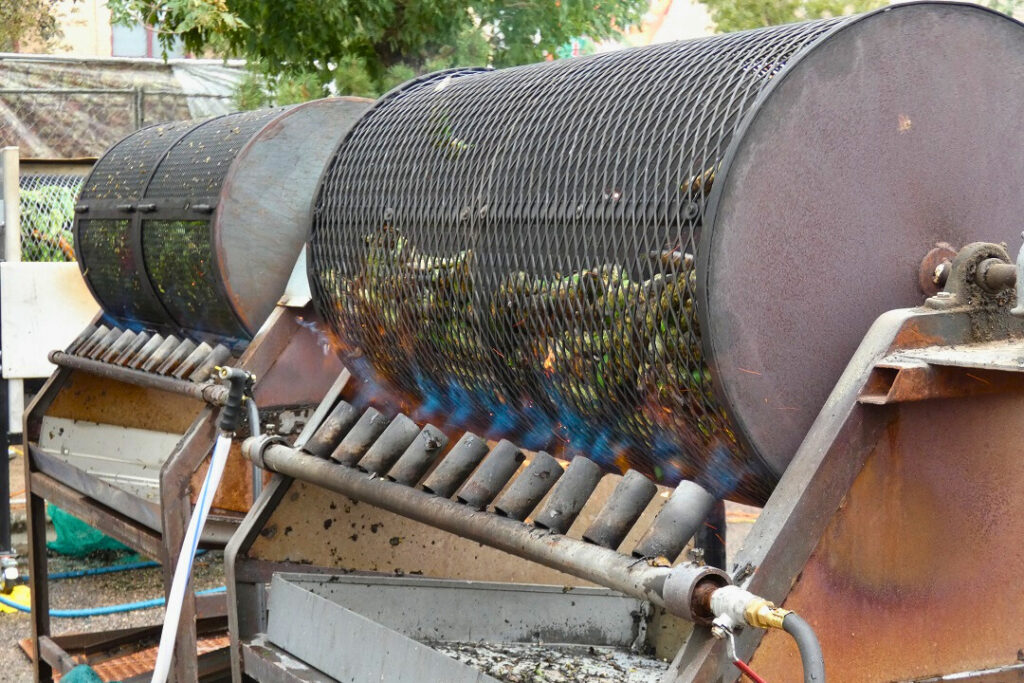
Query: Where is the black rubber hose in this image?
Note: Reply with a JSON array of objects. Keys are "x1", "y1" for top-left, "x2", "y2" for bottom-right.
[{"x1": 783, "y1": 613, "x2": 826, "y2": 683}]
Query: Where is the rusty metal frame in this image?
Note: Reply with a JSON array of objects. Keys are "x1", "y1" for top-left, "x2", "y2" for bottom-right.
[
  {"x1": 218, "y1": 301, "x2": 1024, "y2": 682},
  {"x1": 668, "y1": 306, "x2": 1024, "y2": 680},
  {"x1": 23, "y1": 305, "x2": 336, "y2": 682},
  {"x1": 224, "y1": 370, "x2": 353, "y2": 681}
]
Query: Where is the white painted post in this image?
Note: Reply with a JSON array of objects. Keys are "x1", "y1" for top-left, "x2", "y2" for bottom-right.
[
  {"x1": 1, "y1": 148, "x2": 20, "y2": 263},
  {"x1": 1, "y1": 148, "x2": 23, "y2": 434}
]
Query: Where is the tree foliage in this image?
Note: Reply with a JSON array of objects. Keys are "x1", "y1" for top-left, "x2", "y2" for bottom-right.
[
  {"x1": 0, "y1": 0, "x2": 67, "y2": 52},
  {"x1": 702, "y1": 0, "x2": 1024, "y2": 33},
  {"x1": 107, "y1": 0, "x2": 647, "y2": 101},
  {"x1": 701, "y1": 0, "x2": 885, "y2": 33}
]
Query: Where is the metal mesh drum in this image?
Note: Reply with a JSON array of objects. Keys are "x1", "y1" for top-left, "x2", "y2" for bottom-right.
[
  {"x1": 309, "y1": 4, "x2": 1024, "y2": 503},
  {"x1": 75, "y1": 98, "x2": 372, "y2": 341}
]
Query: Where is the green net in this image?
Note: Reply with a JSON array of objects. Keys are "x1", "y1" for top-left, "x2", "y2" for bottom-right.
[
  {"x1": 46, "y1": 503, "x2": 130, "y2": 557},
  {"x1": 61, "y1": 665, "x2": 107, "y2": 683}
]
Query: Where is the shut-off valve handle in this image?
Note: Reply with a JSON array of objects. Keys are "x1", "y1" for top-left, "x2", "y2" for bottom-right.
[{"x1": 708, "y1": 585, "x2": 826, "y2": 683}]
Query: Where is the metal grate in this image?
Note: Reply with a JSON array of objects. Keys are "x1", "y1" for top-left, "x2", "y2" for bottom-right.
[
  {"x1": 79, "y1": 121, "x2": 194, "y2": 201},
  {"x1": 142, "y1": 219, "x2": 246, "y2": 337},
  {"x1": 18, "y1": 173, "x2": 83, "y2": 262},
  {"x1": 145, "y1": 108, "x2": 285, "y2": 199},
  {"x1": 309, "y1": 18, "x2": 850, "y2": 503},
  {"x1": 77, "y1": 218, "x2": 165, "y2": 324}
]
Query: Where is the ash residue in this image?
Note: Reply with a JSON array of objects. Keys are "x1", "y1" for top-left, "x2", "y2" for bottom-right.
[{"x1": 430, "y1": 641, "x2": 667, "y2": 682}]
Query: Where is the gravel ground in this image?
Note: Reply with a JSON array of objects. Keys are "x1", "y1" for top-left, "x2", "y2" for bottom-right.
[
  {"x1": 0, "y1": 446, "x2": 226, "y2": 680},
  {"x1": 0, "y1": 542, "x2": 225, "y2": 681}
]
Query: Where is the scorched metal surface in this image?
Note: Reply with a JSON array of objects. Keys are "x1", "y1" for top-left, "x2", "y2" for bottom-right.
[{"x1": 308, "y1": 3, "x2": 1024, "y2": 504}]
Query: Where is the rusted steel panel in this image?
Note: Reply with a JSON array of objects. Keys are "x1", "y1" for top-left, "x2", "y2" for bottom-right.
[{"x1": 748, "y1": 391, "x2": 1024, "y2": 680}]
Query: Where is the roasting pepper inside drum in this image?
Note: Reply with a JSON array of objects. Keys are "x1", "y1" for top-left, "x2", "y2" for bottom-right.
[
  {"x1": 319, "y1": 210, "x2": 760, "y2": 497},
  {"x1": 314, "y1": 151, "x2": 767, "y2": 501}
]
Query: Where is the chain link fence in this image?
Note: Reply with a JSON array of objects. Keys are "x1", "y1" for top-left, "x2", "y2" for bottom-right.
[
  {"x1": 0, "y1": 87, "x2": 235, "y2": 159},
  {"x1": 18, "y1": 173, "x2": 84, "y2": 262},
  {"x1": 3, "y1": 85, "x2": 236, "y2": 261}
]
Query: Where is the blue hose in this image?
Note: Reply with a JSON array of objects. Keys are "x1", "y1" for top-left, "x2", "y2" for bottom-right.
[
  {"x1": 23, "y1": 559, "x2": 161, "y2": 581},
  {"x1": 0, "y1": 586, "x2": 225, "y2": 618},
  {"x1": 19, "y1": 550, "x2": 209, "y2": 582}
]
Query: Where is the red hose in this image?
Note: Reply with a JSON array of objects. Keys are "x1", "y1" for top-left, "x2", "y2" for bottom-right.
[{"x1": 733, "y1": 657, "x2": 769, "y2": 683}]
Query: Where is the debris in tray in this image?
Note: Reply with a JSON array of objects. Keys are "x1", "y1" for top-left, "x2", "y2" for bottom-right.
[{"x1": 431, "y1": 641, "x2": 667, "y2": 682}]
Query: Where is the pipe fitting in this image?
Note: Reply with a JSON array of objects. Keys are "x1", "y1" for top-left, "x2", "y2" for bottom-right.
[
  {"x1": 661, "y1": 562, "x2": 731, "y2": 624},
  {"x1": 708, "y1": 585, "x2": 792, "y2": 631},
  {"x1": 215, "y1": 366, "x2": 255, "y2": 433},
  {"x1": 745, "y1": 598, "x2": 791, "y2": 630},
  {"x1": 242, "y1": 434, "x2": 286, "y2": 470}
]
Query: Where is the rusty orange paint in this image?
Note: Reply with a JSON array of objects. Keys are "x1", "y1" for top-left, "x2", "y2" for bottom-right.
[{"x1": 748, "y1": 391, "x2": 1024, "y2": 680}]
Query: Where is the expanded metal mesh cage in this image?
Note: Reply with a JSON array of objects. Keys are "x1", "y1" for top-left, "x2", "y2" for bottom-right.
[
  {"x1": 145, "y1": 108, "x2": 282, "y2": 200},
  {"x1": 76, "y1": 98, "x2": 373, "y2": 344},
  {"x1": 18, "y1": 174, "x2": 84, "y2": 262},
  {"x1": 75, "y1": 110, "x2": 285, "y2": 340},
  {"x1": 310, "y1": 19, "x2": 853, "y2": 503}
]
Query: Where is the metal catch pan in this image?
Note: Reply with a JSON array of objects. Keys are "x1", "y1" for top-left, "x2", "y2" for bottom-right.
[{"x1": 246, "y1": 573, "x2": 667, "y2": 682}]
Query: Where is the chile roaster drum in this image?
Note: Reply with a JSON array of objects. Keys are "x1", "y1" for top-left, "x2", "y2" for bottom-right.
[
  {"x1": 308, "y1": 3, "x2": 1024, "y2": 504},
  {"x1": 74, "y1": 98, "x2": 371, "y2": 342}
]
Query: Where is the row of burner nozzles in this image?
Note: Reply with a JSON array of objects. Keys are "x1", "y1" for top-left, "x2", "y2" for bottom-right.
[
  {"x1": 300, "y1": 399, "x2": 718, "y2": 561},
  {"x1": 67, "y1": 324, "x2": 234, "y2": 383}
]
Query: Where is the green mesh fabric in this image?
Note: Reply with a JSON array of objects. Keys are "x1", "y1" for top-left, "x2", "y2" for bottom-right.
[
  {"x1": 46, "y1": 503, "x2": 130, "y2": 556},
  {"x1": 61, "y1": 666, "x2": 108, "y2": 683}
]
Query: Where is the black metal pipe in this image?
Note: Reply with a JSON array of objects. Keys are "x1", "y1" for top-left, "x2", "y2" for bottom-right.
[
  {"x1": 455, "y1": 439, "x2": 525, "y2": 510},
  {"x1": 694, "y1": 498, "x2": 726, "y2": 569},
  {"x1": 303, "y1": 401, "x2": 361, "y2": 459},
  {"x1": 533, "y1": 455, "x2": 603, "y2": 534},
  {"x1": 0, "y1": 356, "x2": 9, "y2": 555},
  {"x1": 385, "y1": 425, "x2": 449, "y2": 486},
  {"x1": 420, "y1": 432, "x2": 488, "y2": 498},
  {"x1": 632, "y1": 480, "x2": 715, "y2": 561},
  {"x1": 357, "y1": 414, "x2": 420, "y2": 474},
  {"x1": 127, "y1": 333, "x2": 165, "y2": 369},
  {"x1": 246, "y1": 440, "x2": 677, "y2": 608},
  {"x1": 583, "y1": 470, "x2": 658, "y2": 550},
  {"x1": 492, "y1": 451, "x2": 563, "y2": 520},
  {"x1": 329, "y1": 407, "x2": 389, "y2": 465},
  {"x1": 48, "y1": 351, "x2": 230, "y2": 405}
]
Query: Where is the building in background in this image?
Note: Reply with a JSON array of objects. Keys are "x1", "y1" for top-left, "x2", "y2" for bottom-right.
[{"x1": 19, "y1": 0, "x2": 185, "y2": 58}]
